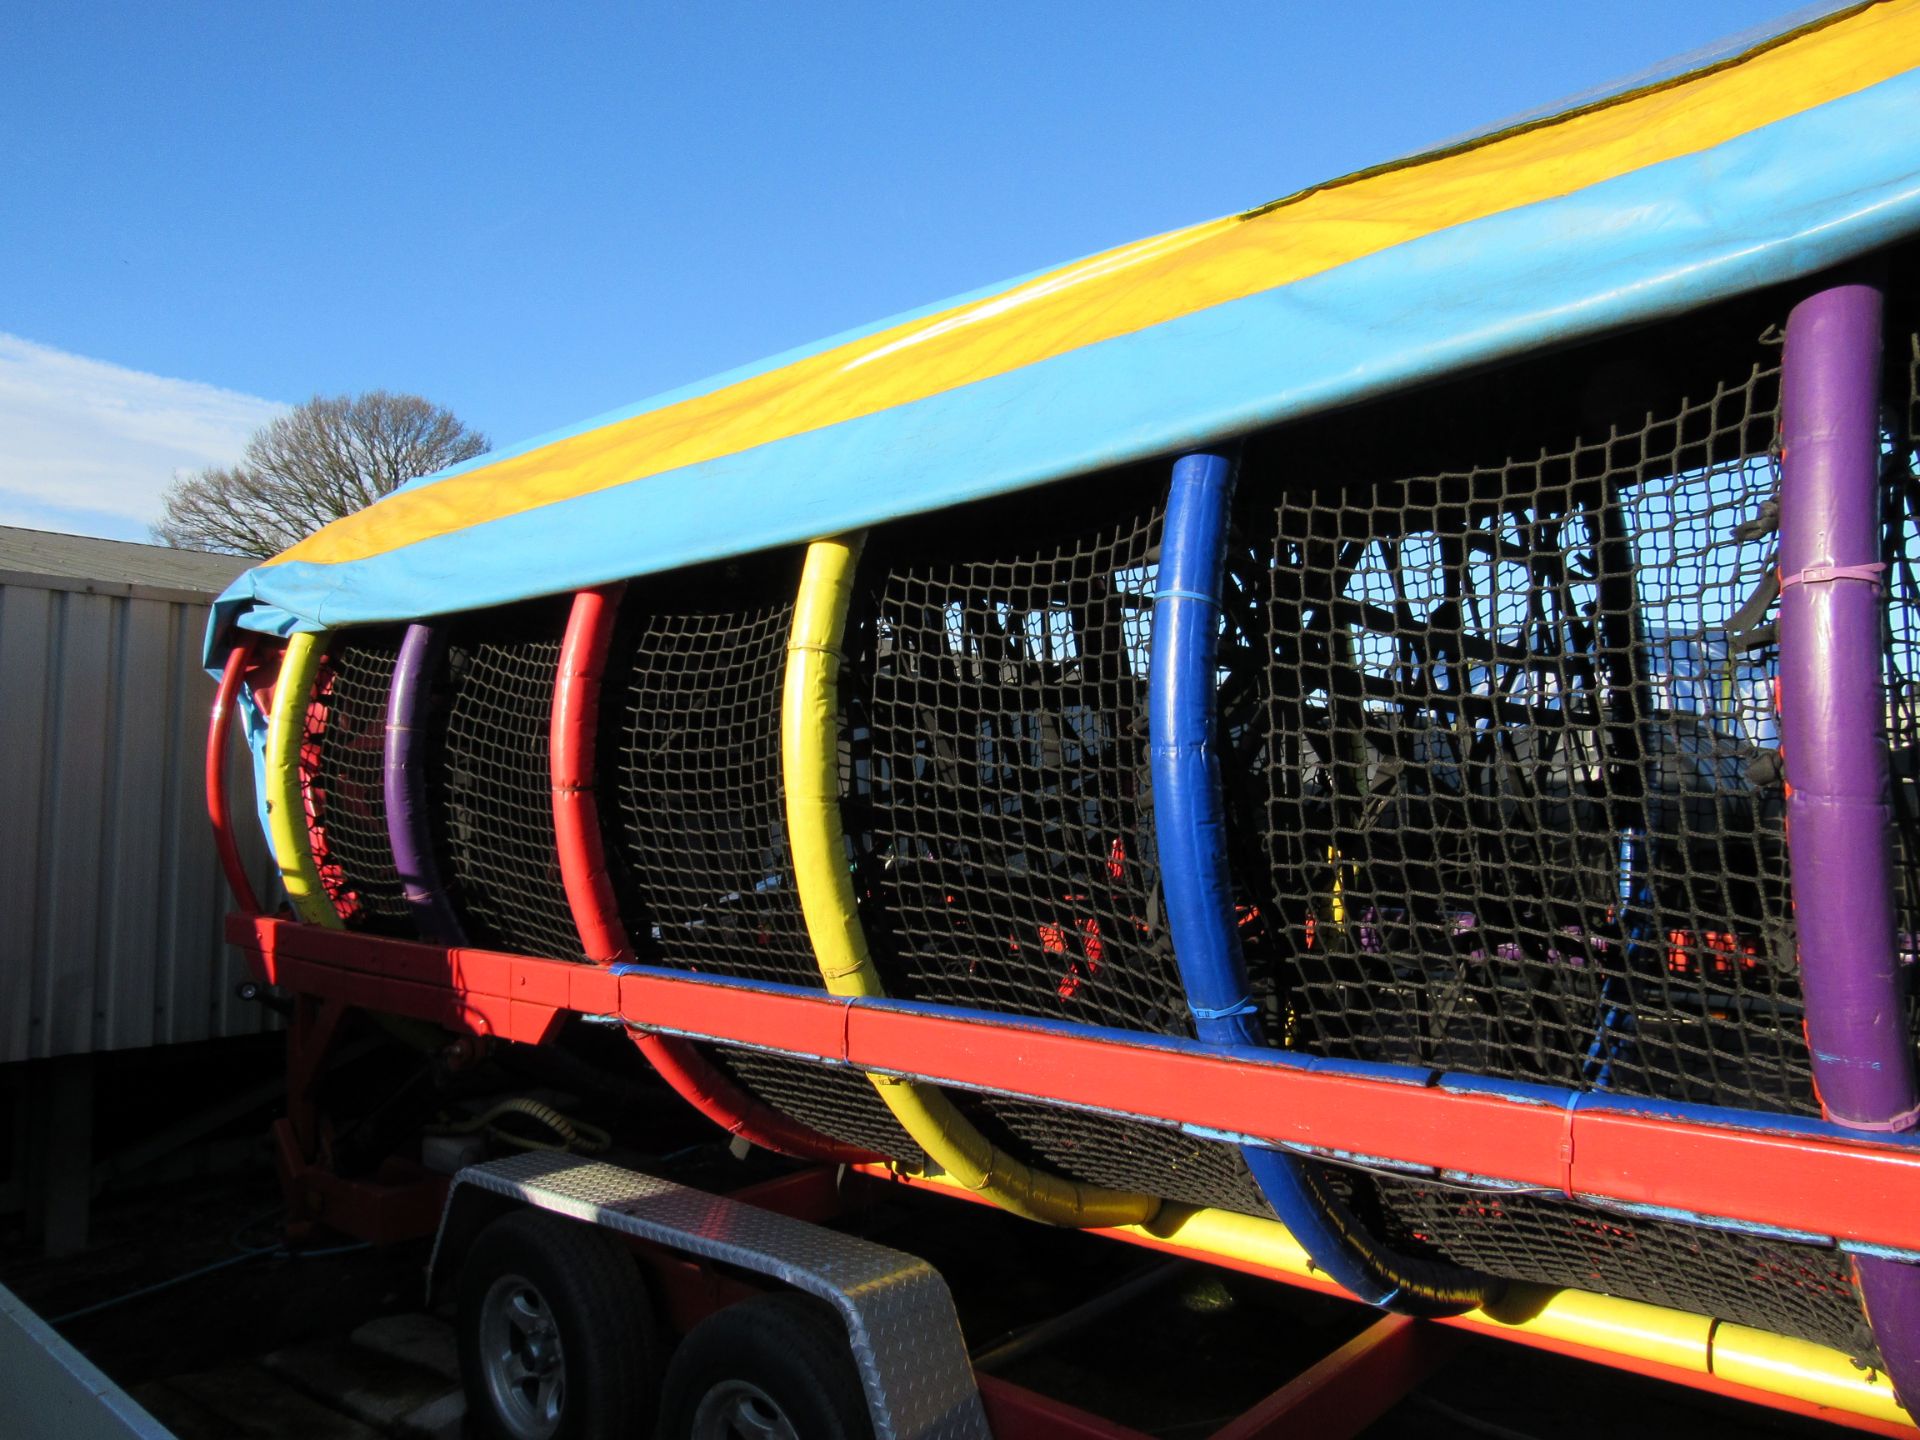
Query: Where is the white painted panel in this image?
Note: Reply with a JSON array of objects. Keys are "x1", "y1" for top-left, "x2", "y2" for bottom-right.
[{"x1": 0, "y1": 577, "x2": 274, "y2": 1062}]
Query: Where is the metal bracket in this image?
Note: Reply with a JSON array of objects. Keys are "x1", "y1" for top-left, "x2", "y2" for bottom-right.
[{"x1": 430, "y1": 1153, "x2": 989, "y2": 1440}]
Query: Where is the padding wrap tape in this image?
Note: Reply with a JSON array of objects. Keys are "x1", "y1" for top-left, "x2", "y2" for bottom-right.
[{"x1": 1189, "y1": 997, "x2": 1259, "y2": 1021}]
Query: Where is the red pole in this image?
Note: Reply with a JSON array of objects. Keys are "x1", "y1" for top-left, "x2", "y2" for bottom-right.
[
  {"x1": 207, "y1": 639, "x2": 263, "y2": 915},
  {"x1": 552, "y1": 586, "x2": 880, "y2": 1163}
]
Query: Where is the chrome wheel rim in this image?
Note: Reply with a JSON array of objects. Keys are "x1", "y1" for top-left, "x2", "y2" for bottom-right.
[
  {"x1": 478, "y1": 1272, "x2": 566, "y2": 1440},
  {"x1": 689, "y1": 1378, "x2": 801, "y2": 1440}
]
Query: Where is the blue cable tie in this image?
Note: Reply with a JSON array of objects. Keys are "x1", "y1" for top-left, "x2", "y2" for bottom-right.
[
  {"x1": 1561, "y1": 1090, "x2": 1583, "y2": 1196},
  {"x1": 1190, "y1": 997, "x2": 1259, "y2": 1021},
  {"x1": 1152, "y1": 587, "x2": 1221, "y2": 607}
]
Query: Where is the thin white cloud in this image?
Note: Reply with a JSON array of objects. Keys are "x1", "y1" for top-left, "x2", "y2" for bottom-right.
[{"x1": 0, "y1": 334, "x2": 284, "y2": 541}]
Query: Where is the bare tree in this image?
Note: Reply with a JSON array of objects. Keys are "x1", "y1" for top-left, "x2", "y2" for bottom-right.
[{"x1": 152, "y1": 390, "x2": 489, "y2": 556}]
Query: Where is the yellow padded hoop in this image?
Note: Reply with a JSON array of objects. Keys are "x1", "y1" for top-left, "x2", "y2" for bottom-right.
[
  {"x1": 264, "y1": 630, "x2": 341, "y2": 929},
  {"x1": 782, "y1": 533, "x2": 1160, "y2": 1228}
]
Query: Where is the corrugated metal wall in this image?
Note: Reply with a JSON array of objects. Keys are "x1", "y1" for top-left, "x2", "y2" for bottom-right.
[{"x1": 0, "y1": 570, "x2": 278, "y2": 1063}]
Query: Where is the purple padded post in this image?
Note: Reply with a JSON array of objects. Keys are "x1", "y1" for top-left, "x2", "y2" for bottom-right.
[
  {"x1": 385, "y1": 622, "x2": 463, "y2": 944},
  {"x1": 1779, "y1": 273, "x2": 1920, "y2": 1406}
]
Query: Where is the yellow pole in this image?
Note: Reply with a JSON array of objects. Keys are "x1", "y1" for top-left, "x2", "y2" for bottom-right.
[
  {"x1": 886, "y1": 1167, "x2": 1909, "y2": 1427},
  {"x1": 264, "y1": 630, "x2": 341, "y2": 929},
  {"x1": 782, "y1": 535, "x2": 1159, "y2": 1227},
  {"x1": 1714, "y1": 1324, "x2": 1911, "y2": 1429}
]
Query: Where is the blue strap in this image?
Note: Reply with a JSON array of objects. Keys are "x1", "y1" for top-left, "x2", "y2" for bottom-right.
[
  {"x1": 1189, "y1": 997, "x2": 1259, "y2": 1021},
  {"x1": 1153, "y1": 587, "x2": 1220, "y2": 607}
]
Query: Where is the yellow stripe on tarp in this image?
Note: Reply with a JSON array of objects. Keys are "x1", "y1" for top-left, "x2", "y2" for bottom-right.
[{"x1": 269, "y1": 0, "x2": 1920, "y2": 571}]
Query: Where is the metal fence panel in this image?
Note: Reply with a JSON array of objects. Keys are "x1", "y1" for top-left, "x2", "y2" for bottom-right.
[{"x1": 0, "y1": 573, "x2": 276, "y2": 1062}]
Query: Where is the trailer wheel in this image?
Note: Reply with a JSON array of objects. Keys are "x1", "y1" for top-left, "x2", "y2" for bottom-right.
[
  {"x1": 658, "y1": 1292, "x2": 872, "y2": 1440},
  {"x1": 457, "y1": 1208, "x2": 658, "y2": 1440}
]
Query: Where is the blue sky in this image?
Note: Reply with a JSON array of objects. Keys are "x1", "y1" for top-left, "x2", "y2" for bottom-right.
[{"x1": 1, "y1": 1, "x2": 1799, "y2": 541}]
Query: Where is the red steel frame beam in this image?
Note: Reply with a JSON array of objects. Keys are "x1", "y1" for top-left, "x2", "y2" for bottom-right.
[
  {"x1": 1207, "y1": 1315, "x2": 1462, "y2": 1440},
  {"x1": 227, "y1": 917, "x2": 1920, "y2": 1436},
  {"x1": 229, "y1": 916, "x2": 1920, "y2": 1256},
  {"x1": 210, "y1": 644, "x2": 1915, "y2": 1438},
  {"x1": 1002, "y1": 1315, "x2": 1458, "y2": 1440},
  {"x1": 731, "y1": 1168, "x2": 1457, "y2": 1440}
]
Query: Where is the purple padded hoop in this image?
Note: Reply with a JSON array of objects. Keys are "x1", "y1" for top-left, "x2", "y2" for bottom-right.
[
  {"x1": 1779, "y1": 272, "x2": 1920, "y2": 1405},
  {"x1": 385, "y1": 622, "x2": 463, "y2": 944}
]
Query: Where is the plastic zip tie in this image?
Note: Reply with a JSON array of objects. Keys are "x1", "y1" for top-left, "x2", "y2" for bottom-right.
[
  {"x1": 1189, "y1": 997, "x2": 1259, "y2": 1021},
  {"x1": 1779, "y1": 561, "x2": 1885, "y2": 591},
  {"x1": 1829, "y1": 1098, "x2": 1920, "y2": 1134}
]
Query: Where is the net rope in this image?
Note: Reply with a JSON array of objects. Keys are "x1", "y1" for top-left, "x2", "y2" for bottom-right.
[
  {"x1": 609, "y1": 561, "x2": 924, "y2": 1162},
  {"x1": 1368, "y1": 1172, "x2": 1877, "y2": 1363},
  {"x1": 711, "y1": 1046, "x2": 924, "y2": 1162},
  {"x1": 300, "y1": 633, "x2": 410, "y2": 932},
  {"x1": 855, "y1": 483, "x2": 1268, "y2": 1214},
  {"x1": 1232, "y1": 356, "x2": 1805, "y2": 1112},
  {"x1": 1887, "y1": 331, "x2": 1920, "y2": 1011},
  {"x1": 435, "y1": 602, "x2": 585, "y2": 962},
  {"x1": 1221, "y1": 327, "x2": 1888, "y2": 1359}
]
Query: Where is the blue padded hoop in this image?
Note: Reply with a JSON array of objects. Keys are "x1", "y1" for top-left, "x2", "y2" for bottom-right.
[{"x1": 1150, "y1": 448, "x2": 1497, "y2": 1315}]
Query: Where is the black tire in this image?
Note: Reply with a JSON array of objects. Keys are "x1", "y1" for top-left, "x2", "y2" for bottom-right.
[
  {"x1": 457, "y1": 1208, "x2": 659, "y2": 1440},
  {"x1": 657, "y1": 1292, "x2": 872, "y2": 1440}
]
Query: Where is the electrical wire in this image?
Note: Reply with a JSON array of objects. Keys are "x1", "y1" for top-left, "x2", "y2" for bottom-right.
[
  {"x1": 49, "y1": 1235, "x2": 372, "y2": 1325},
  {"x1": 57, "y1": 1100, "x2": 605, "y2": 1327},
  {"x1": 424, "y1": 1097, "x2": 611, "y2": 1155}
]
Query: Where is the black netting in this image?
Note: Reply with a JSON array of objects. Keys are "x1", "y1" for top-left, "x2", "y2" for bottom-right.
[
  {"x1": 860, "y1": 489, "x2": 1174, "y2": 1027},
  {"x1": 302, "y1": 632, "x2": 410, "y2": 932},
  {"x1": 612, "y1": 567, "x2": 812, "y2": 985},
  {"x1": 1889, "y1": 331, "x2": 1920, "y2": 983},
  {"x1": 1366, "y1": 1173, "x2": 1875, "y2": 1363},
  {"x1": 711, "y1": 1047, "x2": 925, "y2": 1163},
  {"x1": 1233, "y1": 350, "x2": 1807, "y2": 1112},
  {"x1": 972, "y1": 1098, "x2": 1272, "y2": 1217},
  {"x1": 609, "y1": 558, "x2": 923, "y2": 1163},
  {"x1": 855, "y1": 477, "x2": 1263, "y2": 1209},
  {"x1": 435, "y1": 600, "x2": 584, "y2": 961}
]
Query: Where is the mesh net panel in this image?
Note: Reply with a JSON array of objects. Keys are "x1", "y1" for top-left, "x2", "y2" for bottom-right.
[
  {"x1": 711, "y1": 1047, "x2": 926, "y2": 1163},
  {"x1": 610, "y1": 558, "x2": 924, "y2": 1163},
  {"x1": 855, "y1": 478, "x2": 1266, "y2": 1211},
  {"x1": 300, "y1": 632, "x2": 411, "y2": 932},
  {"x1": 435, "y1": 600, "x2": 585, "y2": 961},
  {"x1": 1889, "y1": 331, "x2": 1920, "y2": 990},
  {"x1": 1233, "y1": 352, "x2": 1807, "y2": 1112},
  {"x1": 860, "y1": 497, "x2": 1179, "y2": 1030},
  {"x1": 613, "y1": 571, "x2": 814, "y2": 984},
  {"x1": 970, "y1": 1097, "x2": 1272, "y2": 1216},
  {"x1": 1222, "y1": 313, "x2": 1890, "y2": 1361},
  {"x1": 1367, "y1": 1173, "x2": 1876, "y2": 1363}
]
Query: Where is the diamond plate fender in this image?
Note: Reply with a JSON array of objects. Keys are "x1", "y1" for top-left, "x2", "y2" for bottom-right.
[{"x1": 430, "y1": 1153, "x2": 989, "y2": 1440}]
